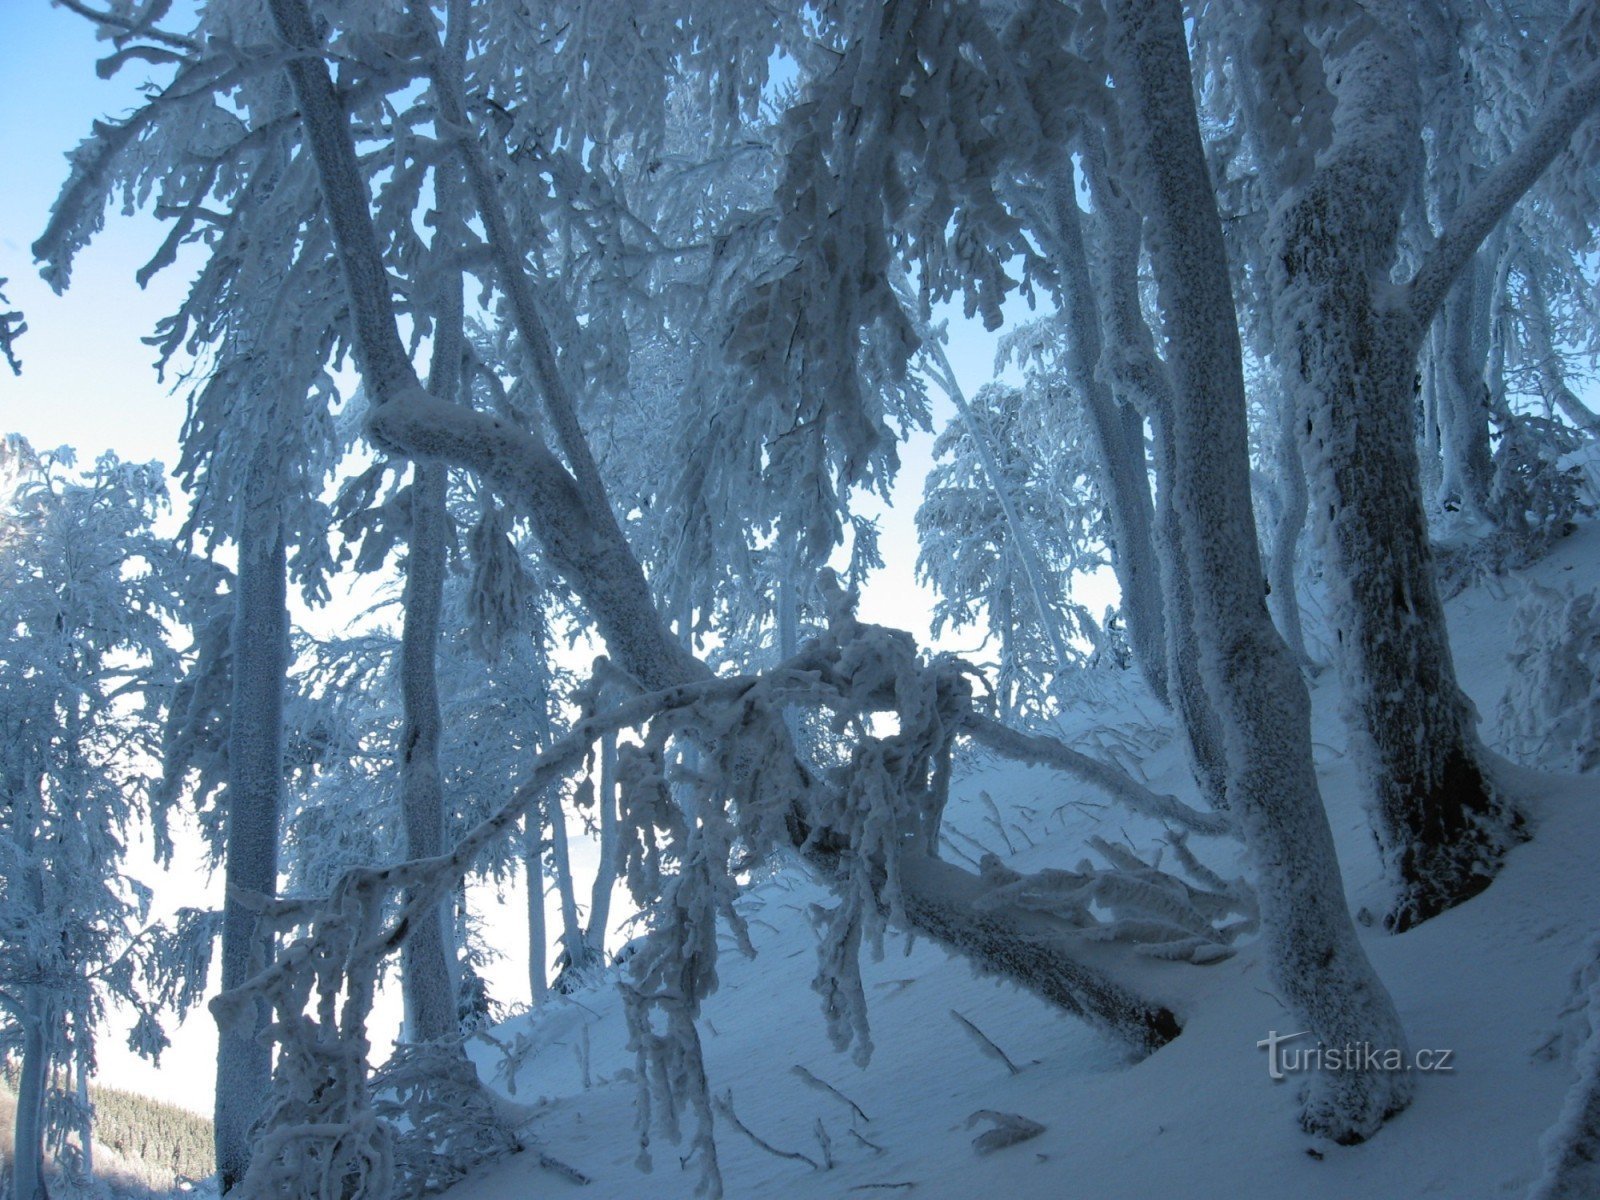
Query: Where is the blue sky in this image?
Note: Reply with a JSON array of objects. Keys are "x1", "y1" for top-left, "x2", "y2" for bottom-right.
[{"x1": 0, "y1": 3, "x2": 199, "y2": 469}]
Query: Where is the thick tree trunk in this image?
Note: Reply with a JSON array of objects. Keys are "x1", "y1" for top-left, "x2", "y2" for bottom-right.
[
  {"x1": 1267, "y1": 10, "x2": 1517, "y2": 933},
  {"x1": 1107, "y1": 0, "x2": 1411, "y2": 1140},
  {"x1": 215, "y1": 497, "x2": 288, "y2": 1192}
]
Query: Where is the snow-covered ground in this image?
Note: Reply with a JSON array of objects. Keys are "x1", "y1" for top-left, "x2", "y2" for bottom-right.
[{"x1": 443, "y1": 522, "x2": 1600, "y2": 1200}]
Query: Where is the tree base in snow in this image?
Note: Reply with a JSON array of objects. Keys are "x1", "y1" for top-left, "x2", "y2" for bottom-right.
[{"x1": 1382, "y1": 749, "x2": 1525, "y2": 933}]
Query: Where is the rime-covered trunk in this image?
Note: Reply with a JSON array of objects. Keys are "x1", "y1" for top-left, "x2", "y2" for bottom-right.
[
  {"x1": 1107, "y1": 0, "x2": 1410, "y2": 1140},
  {"x1": 74, "y1": 1051, "x2": 92, "y2": 1182},
  {"x1": 398, "y1": 152, "x2": 466, "y2": 1043},
  {"x1": 1148, "y1": 406, "x2": 1230, "y2": 812},
  {"x1": 215, "y1": 501, "x2": 289, "y2": 1192},
  {"x1": 1267, "y1": 11, "x2": 1513, "y2": 933},
  {"x1": 1267, "y1": 389, "x2": 1314, "y2": 668},
  {"x1": 1436, "y1": 257, "x2": 1495, "y2": 522},
  {"x1": 1042, "y1": 171, "x2": 1169, "y2": 705},
  {"x1": 13, "y1": 985, "x2": 50, "y2": 1200},
  {"x1": 1078, "y1": 138, "x2": 1228, "y2": 812},
  {"x1": 544, "y1": 791, "x2": 583, "y2": 979},
  {"x1": 398, "y1": 459, "x2": 458, "y2": 1043}
]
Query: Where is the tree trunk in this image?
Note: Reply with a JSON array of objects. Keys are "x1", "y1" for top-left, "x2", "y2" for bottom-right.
[
  {"x1": 545, "y1": 789, "x2": 584, "y2": 985},
  {"x1": 215, "y1": 489, "x2": 288, "y2": 1192},
  {"x1": 13, "y1": 986, "x2": 50, "y2": 1200},
  {"x1": 74, "y1": 1048, "x2": 91, "y2": 1183},
  {"x1": 1436, "y1": 257, "x2": 1496, "y2": 522},
  {"x1": 584, "y1": 729, "x2": 619, "y2": 959},
  {"x1": 1078, "y1": 136, "x2": 1229, "y2": 813},
  {"x1": 398, "y1": 148, "x2": 468, "y2": 1043},
  {"x1": 1267, "y1": 386, "x2": 1315, "y2": 669},
  {"x1": 398, "y1": 458, "x2": 459, "y2": 1043},
  {"x1": 1107, "y1": 0, "x2": 1411, "y2": 1140},
  {"x1": 1040, "y1": 170, "x2": 1170, "y2": 705},
  {"x1": 525, "y1": 814, "x2": 548, "y2": 1005},
  {"x1": 1266, "y1": 10, "x2": 1517, "y2": 933}
]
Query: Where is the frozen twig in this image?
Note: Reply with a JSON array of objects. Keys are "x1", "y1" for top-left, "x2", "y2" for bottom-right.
[
  {"x1": 950, "y1": 1009, "x2": 1022, "y2": 1075},
  {"x1": 791, "y1": 1064, "x2": 871, "y2": 1124}
]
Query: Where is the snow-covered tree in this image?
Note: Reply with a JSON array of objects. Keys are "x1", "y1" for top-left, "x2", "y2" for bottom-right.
[{"x1": 0, "y1": 438, "x2": 209, "y2": 1200}]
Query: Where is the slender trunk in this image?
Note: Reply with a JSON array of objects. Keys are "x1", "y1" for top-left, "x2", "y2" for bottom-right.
[
  {"x1": 1267, "y1": 7, "x2": 1518, "y2": 932},
  {"x1": 1040, "y1": 171, "x2": 1170, "y2": 704},
  {"x1": 1078, "y1": 137, "x2": 1229, "y2": 812},
  {"x1": 215, "y1": 489, "x2": 288, "y2": 1193},
  {"x1": 13, "y1": 986, "x2": 50, "y2": 1200},
  {"x1": 545, "y1": 790, "x2": 584, "y2": 983},
  {"x1": 525, "y1": 813, "x2": 548, "y2": 1005},
  {"x1": 1268, "y1": 387, "x2": 1315, "y2": 668},
  {"x1": 584, "y1": 729, "x2": 619, "y2": 958},
  {"x1": 398, "y1": 148, "x2": 467, "y2": 1043},
  {"x1": 74, "y1": 1049, "x2": 91, "y2": 1182},
  {"x1": 1437, "y1": 257, "x2": 1495, "y2": 522},
  {"x1": 1108, "y1": 0, "x2": 1410, "y2": 1140},
  {"x1": 1420, "y1": 323, "x2": 1446, "y2": 504},
  {"x1": 398, "y1": 460, "x2": 458, "y2": 1043}
]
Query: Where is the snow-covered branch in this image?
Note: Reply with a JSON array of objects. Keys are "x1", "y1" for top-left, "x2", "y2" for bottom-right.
[{"x1": 1407, "y1": 57, "x2": 1600, "y2": 328}]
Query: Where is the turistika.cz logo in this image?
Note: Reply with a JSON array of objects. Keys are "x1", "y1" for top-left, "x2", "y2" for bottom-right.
[{"x1": 1256, "y1": 1030, "x2": 1455, "y2": 1080}]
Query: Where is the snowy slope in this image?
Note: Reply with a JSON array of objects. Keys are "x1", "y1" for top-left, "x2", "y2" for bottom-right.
[{"x1": 446, "y1": 523, "x2": 1600, "y2": 1200}]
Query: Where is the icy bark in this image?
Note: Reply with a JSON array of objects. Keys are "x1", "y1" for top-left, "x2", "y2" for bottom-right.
[
  {"x1": 1040, "y1": 169, "x2": 1170, "y2": 705},
  {"x1": 1107, "y1": 0, "x2": 1410, "y2": 1140},
  {"x1": 1436, "y1": 257, "x2": 1496, "y2": 522},
  {"x1": 545, "y1": 789, "x2": 584, "y2": 980},
  {"x1": 1079, "y1": 141, "x2": 1229, "y2": 811},
  {"x1": 398, "y1": 351, "x2": 463, "y2": 1042},
  {"x1": 1267, "y1": 6, "x2": 1522, "y2": 931},
  {"x1": 1267, "y1": 388, "x2": 1315, "y2": 668},
  {"x1": 215, "y1": 498, "x2": 289, "y2": 1191}
]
